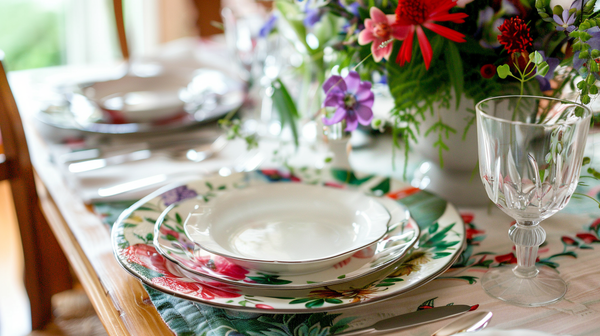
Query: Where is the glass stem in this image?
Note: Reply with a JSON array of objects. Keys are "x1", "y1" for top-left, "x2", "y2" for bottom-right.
[{"x1": 509, "y1": 221, "x2": 546, "y2": 278}]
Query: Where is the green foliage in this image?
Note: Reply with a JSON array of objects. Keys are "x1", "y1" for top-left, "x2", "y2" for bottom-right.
[
  {"x1": 0, "y1": 2, "x2": 63, "y2": 70},
  {"x1": 272, "y1": 78, "x2": 301, "y2": 147},
  {"x1": 247, "y1": 273, "x2": 293, "y2": 285}
]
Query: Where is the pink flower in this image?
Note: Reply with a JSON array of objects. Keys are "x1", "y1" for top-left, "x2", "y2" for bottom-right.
[
  {"x1": 193, "y1": 255, "x2": 249, "y2": 281},
  {"x1": 122, "y1": 244, "x2": 241, "y2": 299},
  {"x1": 256, "y1": 304, "x2": 274, "y2": 309},
  {"x1": 358, "y1": 7, "x2": 408, "y2": 62}
]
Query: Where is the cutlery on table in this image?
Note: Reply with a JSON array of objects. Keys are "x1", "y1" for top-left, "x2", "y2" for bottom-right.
[
  {"x1": 91, "y1": 150, "x2": 263, "y2": 200},
  {"x1": 65, "y1": 135, "x2": 228, "y2": 173},
  {"x1": 431, "y1": 311, "x2": 493, "y2": 336},
  {"x1": 338, "y1": 305, "x2": 472, "y2": 335}
]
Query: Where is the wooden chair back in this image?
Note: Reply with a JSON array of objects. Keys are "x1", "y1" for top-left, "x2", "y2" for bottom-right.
[
  {"x1": 111, "y1": 0, "x2": 223, "y2": 60},
  {"x1": 113, "y1": 0, "x2": 129, "y2": 60},
  {"x1": 0, "y1": 52, "x2": 72, "y2": 330}
]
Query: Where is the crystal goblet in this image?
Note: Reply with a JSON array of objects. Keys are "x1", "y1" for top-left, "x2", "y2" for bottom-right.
[{"x1": 476, "y1": 95, "x2": 591, "y2": 307}]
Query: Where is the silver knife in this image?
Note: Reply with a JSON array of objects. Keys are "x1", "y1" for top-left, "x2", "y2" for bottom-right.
[{"x1": 339, "y1": 305, "x2": 471, "y2": 335}]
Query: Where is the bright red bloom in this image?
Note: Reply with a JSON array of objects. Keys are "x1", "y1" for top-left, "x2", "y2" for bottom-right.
[
  {"x1": 480, "y1": 64, "x2": 497, "y2": 79},
  {"x1": 561, "y1": 236, "x2": 578, "y2": 246},
  {"x1": 393, "y1": 0, "x2": 468, "y2": 70},
  {"x1": 576, "y1": 233, "x2": 600, "y2": 244},
  {"x1": 494, "y1": 252, "x2": 517, "y2": 264},
  {"x1": 460, "y1": 213, "x2": 474, "y2": 224},
  {"x1": 466, "y1": 228, "x2": 485, "y2": 241},
  {"x1": 497, "y1": 17, "x2": 532, "y2": 54}
]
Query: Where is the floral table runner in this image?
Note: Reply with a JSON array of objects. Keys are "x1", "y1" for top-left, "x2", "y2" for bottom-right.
[{"x1": 96, "y1": 168, "x2": 600, "y2": 336}]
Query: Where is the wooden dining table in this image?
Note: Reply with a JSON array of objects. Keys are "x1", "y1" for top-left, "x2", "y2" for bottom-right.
[
  {"x1": 10, "y1": 66, "x2": 174, "y2": 334},
  {"x1": 9, "y1": 59, "x2": 600, "y2": 336}
]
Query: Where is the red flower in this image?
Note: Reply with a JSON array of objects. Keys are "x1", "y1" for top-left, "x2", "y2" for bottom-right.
[
  {"x1": 122, "y1": 244, "x2": 241, "y2": 299},
  {"x1": 393, "y1": 0, "x2": 468, "y2": 70},
  {"x1": 480, "y1": 64, "x2": 496, "y2": 79},
  {"x1": 386, "y1": 186, "x2": 421, "y2": 200},
  {"x1": 193, "y1": 255, "x2": 249, "y2": 281},
  {"x1": 576, "y1": 233, "x2": 600, "y2": 244},
  {"x1": 152, "y1": 277, "x2": 240, "y2": 300},
  {"x1": 255, "y1": 304, "x2": 274, "y2": 309},
  {"x1": 122, "y1": 244, "x2": 171, "y2": 275},
  {"x1": 162, "y1": 228, "x2": 180, "y2": 239},
  {"x1": 466, "y1": 228, "x2": 485, "y2": 241},
  {"x1": 561, "y1": 236, "x2": 578, "y2": 246},
  {"x1": 497, "y1": 17, "x2": 532, "y2": 54},
  {"x1": 460, "y1": 213, "x2": 474, "y2": 224},
  {"x1": 590, "y1": 218, "x2": 600, "y2": 230},
  {"x1": 494, "y1": 252, "x2": 517, "y2": 264}
]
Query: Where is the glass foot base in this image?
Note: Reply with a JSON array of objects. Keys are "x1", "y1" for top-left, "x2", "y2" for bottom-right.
[{"x1": 481, "y1": 265, "x2": 567, "y2": 307}]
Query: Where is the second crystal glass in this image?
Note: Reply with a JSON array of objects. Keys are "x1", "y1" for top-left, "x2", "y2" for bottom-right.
[{"x1": 476, "y1": 95, "x2": 591, "y2": 307}]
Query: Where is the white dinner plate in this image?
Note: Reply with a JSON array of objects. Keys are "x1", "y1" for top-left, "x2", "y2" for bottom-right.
[
  {"x1": 153, "y1": 194, "x2": 418, "y2": 296},
  {"x1": 182, "y1": 183, "x2": 391, "y2": 274},
  {"x1": 112, "y1": 168, "x2": 465, "y2": 312}
]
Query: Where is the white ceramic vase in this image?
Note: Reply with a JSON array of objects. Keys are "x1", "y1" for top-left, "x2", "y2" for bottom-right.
[{"x1": 411, "y1": 95, "x2": 489, "y2": 207}]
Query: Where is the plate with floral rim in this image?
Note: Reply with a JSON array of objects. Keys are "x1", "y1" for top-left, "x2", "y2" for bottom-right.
[
  {"x1": 111, "y1": 168, "x2": 465, "y2": 313},
  {"x1": 152, "y1": 192, "x2": 419, "y2": 296}
]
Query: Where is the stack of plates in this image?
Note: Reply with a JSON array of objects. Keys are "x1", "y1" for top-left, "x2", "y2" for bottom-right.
[
  {"x1": 111, "y1": 168, "x2": 465, "y2": 312},
  {"x1": 37, "y1": 68, "x2": 244, "y2": 135}
]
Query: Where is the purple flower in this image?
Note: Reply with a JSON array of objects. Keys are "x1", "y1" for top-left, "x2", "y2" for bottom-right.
[
  {"x1": 259, "y1": 14, "x2": 277, "y2": 38},
  {"x1": 553, "y1": 10, "x2": 576, "y2": 32},
  {"x1": 161, "y1": 185, "x2": 198, "y2": 206},
  {"x1": 346, "y1": 2, "x2": 360, "y2": 17},
  {"x1": 303, "y1": 0, "x2": 323, "y2": 28},
  {"x1": 570, "y1": 0, "x2": 592, "y2": 10},
  {"x1": 322, "y1": 71, "x2": 374, "y2": 132}
]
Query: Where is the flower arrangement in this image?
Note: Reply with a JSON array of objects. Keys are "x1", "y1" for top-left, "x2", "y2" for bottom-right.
[{"x1": 250, "y1": 0, "x2": 600, "y2": 170}]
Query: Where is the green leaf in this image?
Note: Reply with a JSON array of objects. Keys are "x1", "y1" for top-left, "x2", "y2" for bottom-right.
[
  {"x1": 370, "y1": 178, "x2": 391, "y2": 195},
  {"x1": 434, "y1": 252, "x2": 452, "y2": 259},
  {"x1": 306, "y1": 299, "x2": 325, "y2": 308},
  {"x1": 330, "y1": 168, "x2": 374, "y2": 185},
  {"x1": 533, "y1": 51, "x2": 544, "y2": 64},
  {"x1": 290, "y1": 298, "x2": 312, "y2": 304},
  {"x1": 497, "y1": 64, "x2": 512, "y2": 79},
  {"x1": 445, "y1": 41, "x2": 464, "y2": 109},
  {"x1": 272, "y1": 78, "x2": 300, "y2": 147},
  {"x1": 247, "y1": 274, "x2": 293, "y2": 285},
  {"x1": 325, "y1": 298, "x2": 343, "y2": 304},
  {"x1": 536, "y1": 61, "x2": 549, "y2": 77}
]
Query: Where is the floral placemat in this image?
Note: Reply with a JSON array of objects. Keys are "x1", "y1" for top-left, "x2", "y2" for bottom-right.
[{"x1": 96, "y1": 167, "x2": 600, "y2": 335}]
